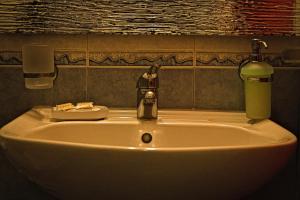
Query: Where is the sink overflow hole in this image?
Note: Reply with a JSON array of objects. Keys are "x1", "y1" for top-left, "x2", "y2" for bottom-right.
[{"x1": 141, "y1": 133, "x2": 152, "y2": 143}]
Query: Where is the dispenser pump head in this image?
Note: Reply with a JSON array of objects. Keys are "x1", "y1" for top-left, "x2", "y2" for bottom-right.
[{"x1": 251, "y1": 38, "x2": 268, "y2": 62}]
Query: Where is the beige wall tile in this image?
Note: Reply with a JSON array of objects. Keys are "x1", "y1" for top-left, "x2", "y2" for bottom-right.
[
  {"x1": 195, "y1": 67, "x2": 244, "y2": 110},
  {"x1": 260, "y1": 36, "x2": 300, "y2": 53},
  {"x1": 272, "y1": 68, "x2": 300, "y2": 134},
  {"x1": 87, "y1": 68, "x2": 144, "y2": 107},
  {"x1": 0, "y1": 34, "x2": 87, "y2": 51},
  {"x1": 195, "y1": 36, "x2": 252, "y2": 53},
  {"x1": 88, "y1": 35, "x2": 194, "y2": 52},
  {"x1": 0, "y1": 67, "x2": 53, "y2": 126},
  {"x1": 53, "y1": 68, "x2": 87, "y2": 104},
  {"x1": 159, "y1": 68, "x2": 194, "y2": 108},
  {"x1": 195, "y1": 35, "x2": 300, "y2": 54}
]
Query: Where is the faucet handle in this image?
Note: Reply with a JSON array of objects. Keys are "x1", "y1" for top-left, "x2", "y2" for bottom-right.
[
  {"x1": 148, "y1": 63, "x2": 161, "y2": 74},
  {"x1": 137, "y1": 64, "x2": 160, "y2": 89}
]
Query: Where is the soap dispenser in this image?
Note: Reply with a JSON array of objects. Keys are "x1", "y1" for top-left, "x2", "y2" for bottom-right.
[{"x1": 239, "y1": 39, "x2": 274, "y2": 120}]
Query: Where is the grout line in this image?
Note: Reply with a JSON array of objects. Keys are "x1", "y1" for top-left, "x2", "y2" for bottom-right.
[
  {"x1": 2, "y1": 64, "x2": 300, "y2": 70},
  {"x1": 193, "y1": 36, "x2": 196, "y2": 110},
  {"x1": 0, "y1": 65, "x2": 22, "y2": 68},
  {"x1": 89, "y1": 49, "x2": 194, "y2": 53},
  {"x1": 85, "y1": 34, "x2": 88, "y2": 101},
  {"x1": 55, "y1": 65, "x2": 86, "y2": 68},
  {"x1": 160, "y1": 66, "x2": 193, "y2": 70},
  {"x1": 88, "y1": 65, "x2": 148, "y2": 69},
  {"x1": 87, "y1": 65, "x2": 194, "y2": 69},
  {"x1": 296, "y1": 101, "x2": 300, "y2": 200},
  {"x1": 274, "y1": 67, "x2": 300, "y2": 70},
  {"x1": 195, "y1": 66, "x2": 238, "y2": 69},
  {"x1": 55, "y1": 49, "x2": 86, "y2": 52}
]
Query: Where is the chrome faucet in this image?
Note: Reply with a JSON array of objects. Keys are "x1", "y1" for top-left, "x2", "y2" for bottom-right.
[{"x1": 136, "y1": 64, "x2": 160, "y2": 119}]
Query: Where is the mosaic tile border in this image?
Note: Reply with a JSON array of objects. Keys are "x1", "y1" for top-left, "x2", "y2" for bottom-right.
[
  {"x1": 196, "y1": 52, "x2": 285, "y2": 67},
  {"x1": 196, "y1": 53, "x2": 249, "y2": 66},
  {"x1": 0, "y1": 51, "x2": 296, "y2": 67},
  {"x1": 0, "y1": 51, "x2": 22, "y2": 65},
  {"x1": 89, "y1": 52, "x2": 193, "y2": 66},
  {"x1": 54, "y1": 51, "x2": 86, "y2": 66},
  {"x1": 0, "y1": 51, "x2": 86, "y2": 66}
]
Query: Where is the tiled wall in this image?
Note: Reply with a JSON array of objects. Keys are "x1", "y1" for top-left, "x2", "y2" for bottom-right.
[{"x1": 0, "y1": 34, "x2": 300, "y2": 199}]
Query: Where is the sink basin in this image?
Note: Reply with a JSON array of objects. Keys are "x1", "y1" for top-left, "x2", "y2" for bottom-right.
[{"x1": 0, "y1": 108, "x2": 297, "y2": 200}]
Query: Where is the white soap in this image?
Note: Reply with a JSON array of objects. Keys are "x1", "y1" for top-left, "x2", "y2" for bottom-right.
[{"x1": 51, "y1": 106, "x2": 109, "y2": 120}]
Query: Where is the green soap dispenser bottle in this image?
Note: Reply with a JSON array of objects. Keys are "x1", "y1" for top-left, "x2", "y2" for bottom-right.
[{"x1": 239, "y1": 39, "x2": 274, "y2": 120}]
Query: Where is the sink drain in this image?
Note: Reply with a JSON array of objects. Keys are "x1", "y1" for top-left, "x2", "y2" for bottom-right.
[{"x1": 141, "y1": 133, "x2": 152, "y2": 143}]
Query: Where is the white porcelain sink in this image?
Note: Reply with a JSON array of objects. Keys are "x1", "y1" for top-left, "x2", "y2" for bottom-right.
[{"x1": 0, "y1": 108, "x2": 297, "y2": 200}]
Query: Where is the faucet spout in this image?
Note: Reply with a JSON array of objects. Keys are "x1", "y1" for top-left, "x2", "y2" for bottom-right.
[{"x1": 136, "y1": 64, "x2": 160, "y2": 120}]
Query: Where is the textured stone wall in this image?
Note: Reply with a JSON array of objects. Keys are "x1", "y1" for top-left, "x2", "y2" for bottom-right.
[{"x1": 0, "y1": 0, "x2": 299, "y2": 35}]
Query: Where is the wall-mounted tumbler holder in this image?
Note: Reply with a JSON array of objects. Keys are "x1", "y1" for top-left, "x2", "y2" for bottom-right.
[{"x1": 22, "y1": 44, "x2": 57, "y2": 89}]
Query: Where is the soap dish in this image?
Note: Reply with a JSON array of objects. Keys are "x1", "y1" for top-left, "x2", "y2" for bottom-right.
[{"x1": 50, "y1": 106, "x2": 109, "y2": 120}]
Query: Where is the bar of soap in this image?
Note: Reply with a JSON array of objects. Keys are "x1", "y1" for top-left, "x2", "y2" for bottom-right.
[
  {"x1": 55, "y1": 103, "x2": 74, "y2": 111},
  {"x1": 76, "y1": 102, "x2": 94, "y2": 109},
  {"x1": 50, "y1": 105, "x2": 109, "y2": 120}
]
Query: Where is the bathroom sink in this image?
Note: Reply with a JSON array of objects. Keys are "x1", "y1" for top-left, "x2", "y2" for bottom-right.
[{"x1": 0, "y1": 108, "x2": 297, "y2": 200}]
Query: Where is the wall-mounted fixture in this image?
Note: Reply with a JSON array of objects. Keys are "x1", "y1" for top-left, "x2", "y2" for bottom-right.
[
  {"x1": 239, "y1": 39, "x2": 274, "y2": 120},
  {"x1": 22, "y1": 44, "x2": 56, "y2": 89}
]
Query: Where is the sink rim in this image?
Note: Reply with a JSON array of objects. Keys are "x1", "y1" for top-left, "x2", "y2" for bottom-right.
[
  {"x1": 0, "y1": 132, "x2": 297, "y2": 153},
  {"x1": 0, "y1": 109, "x2": 297, "y2": 152}
]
